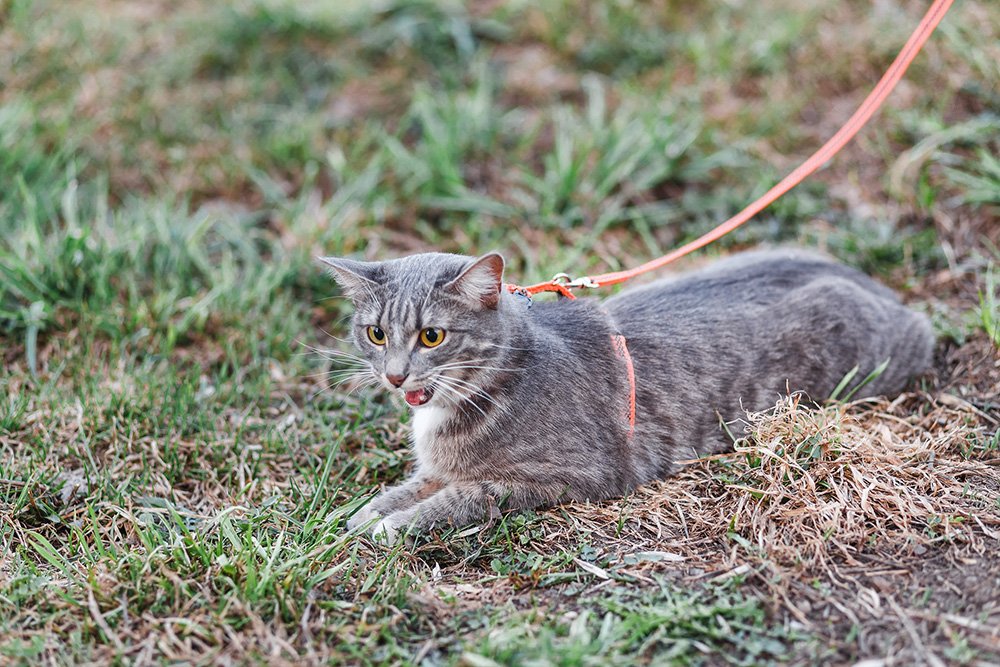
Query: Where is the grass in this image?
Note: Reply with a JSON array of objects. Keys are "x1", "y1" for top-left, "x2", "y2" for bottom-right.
[
  {"x1": 977, "y1": 263, "x2": 1000, "y2": 346},
  {"x1": 1, "y1": 0, "x2": 999, "y2": 664},
  {"x1": 463, "y1": 580, "x2": 803, "y2": 666}
]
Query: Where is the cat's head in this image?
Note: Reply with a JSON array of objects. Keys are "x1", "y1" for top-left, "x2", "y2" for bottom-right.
[{"x1": 319, "y1": 252, "x2": 513, "y2": 409}]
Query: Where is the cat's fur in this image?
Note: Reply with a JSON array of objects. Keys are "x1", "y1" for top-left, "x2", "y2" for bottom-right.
[{"x1": 322, "y1": 249, "x2": 934, "y2": 540}]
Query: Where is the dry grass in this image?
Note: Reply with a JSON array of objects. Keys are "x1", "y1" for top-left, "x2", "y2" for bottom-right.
[{"x1": 680, "y1": 393, "x2": 994, "y2": 568}]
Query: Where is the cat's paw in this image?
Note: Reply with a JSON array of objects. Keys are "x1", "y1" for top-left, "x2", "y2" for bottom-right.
[
  {"x1": 346, "y1": 505, "x2": 382, "y2": 532},
  {"x1": 369, "y1": 516, "x2": 402, "y2": 543},
  {"x1": 367, "y1": 511, "x2": 419, "y2": 543}
]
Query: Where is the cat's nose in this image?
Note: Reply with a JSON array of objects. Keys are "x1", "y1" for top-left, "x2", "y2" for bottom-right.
[{"x1": 385, "y1": 373, "x2": 407, "y2": 388}]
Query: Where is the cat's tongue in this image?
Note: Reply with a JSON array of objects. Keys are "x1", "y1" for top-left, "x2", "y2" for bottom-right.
[{"x1": 404, "y1": 387, "x2": 433, "y2": 406}]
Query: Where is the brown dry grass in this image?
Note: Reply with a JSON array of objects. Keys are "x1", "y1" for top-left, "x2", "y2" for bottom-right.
[{"x1": 681, "y1": 393, "x2": 994, "y2": 569}]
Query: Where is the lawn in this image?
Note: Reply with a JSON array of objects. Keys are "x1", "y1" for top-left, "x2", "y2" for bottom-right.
[{"x1": 1, "y1": 0, "x2": 998, "y2": 664}]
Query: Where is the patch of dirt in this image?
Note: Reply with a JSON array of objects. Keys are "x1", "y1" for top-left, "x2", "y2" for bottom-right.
[
  {"x1": 493, "y1": 44, "x2": 582, "y2": 106},
  {"x1": 760, "y1": 542, "x2": 1000, "y2": 664}
]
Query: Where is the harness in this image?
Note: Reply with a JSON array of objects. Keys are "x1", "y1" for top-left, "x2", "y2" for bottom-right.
[{"x1": 610, "y1": 333, "x2": 637, "y2": 438}]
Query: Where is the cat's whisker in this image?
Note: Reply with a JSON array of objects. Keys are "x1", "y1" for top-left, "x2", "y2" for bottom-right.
[
  {"x1": 430, "y1": 383, "x2": 462, "y2": 411},
  {"x1": 314, "y1": 294, "x2": 351, "y2": 304},
  {"x1": 316, "y1": 326, "x2": 355, "y2": 346},
  {"x1": 301, "y1": 346, "x2": 371, "y2": 365},
  {"x1": 432, "y1": 358, "x2": 525, "y2": 372},
  {"x1": 306, "y1": 364, "x2": 372, "y2": 380},
  {"x1": 343, "y1": 377, "x2": 382, "y2": 399},
  {"x1": 316, "y1": 380, "x2": 379, "y2": 405},
  {"x1": 297, "y1": 344, "x2": 358, "y2": 359},
  {"x1": 295, "y1": 348, "x2": 347, "y2": 361},
  {"x1": 434, "y1": 363, "x2": 525, "y2": 374},
  {"x1": 432, "y1": 360, "x2": 503, "y2": 369},
  {"x1": 313, "y1": 374, "x2": 373, "y2": 394},
  {"x1": 436, "y1": 389, "x2": 477, "y2": 420},
  {"x1": 444, "y1": 387, "x2": 502, "y2": 414},
  {"x1": 358, "y1": 279, "x2": 383, "y2": 313},
  {"x1": 436, "y1": 373, "x2": 500, "y2": 402},
  {"x1": 435, "y1": 375, "x2": 503, "y2": 411},
  {"x1": 297, "y1": 339, "x2": 349, "y2": 354},
  {"x1": 307, "y1": 369, "x2": 373, "y2": 383},
  {"x1": 310, "y1": 361, "x2": 371, "y2": 372},
  {"x1": 307, "y1": 359, "x2": 372, "y2": 373},
  {"x1": 431, "y1": 357, "x2": 495, "y2": 367},
  {"x1": 309, "y1": 369, "x2": 380, "y2": 401},
  {"x1": 432, "y1": 381, "x2": 488, "y2": 418},
  {"x1": 484, "y1": 342, "x2": 532, "y2": 352},
  {"x1": 420, "y1": 284, "x2": 436, "y2": 313}
]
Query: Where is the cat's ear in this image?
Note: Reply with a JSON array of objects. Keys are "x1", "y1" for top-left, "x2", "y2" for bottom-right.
[
  {"x1": 445, "y1": 253, "x2": 505, "y2": 310},
  {"x1": 317, "y1": 256, "x2": 382, "y2": 301}
]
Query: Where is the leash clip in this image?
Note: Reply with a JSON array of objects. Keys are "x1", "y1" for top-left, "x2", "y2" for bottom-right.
[
  {"x1": 510, "y1": 288, "x2": 533, "y2": 308},
  {"x1": 550, "y1": 273, "x2": 598, "y2": 290}
]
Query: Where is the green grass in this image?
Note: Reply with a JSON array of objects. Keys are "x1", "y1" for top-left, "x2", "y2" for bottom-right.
[
  {"x1": 977, "y1": 262, "x2": 1000, "y2": 346},
  {"x1": 1, "y1": 0, "x2": 999, "y2": 663},
  {"x1": 464, "y1": 580, "x2": 807, "y2": 666}
]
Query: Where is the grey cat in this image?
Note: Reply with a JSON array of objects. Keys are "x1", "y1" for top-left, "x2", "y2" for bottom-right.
[{"x1": 321, "y1": 249, "x2": 933, "y2": 540}]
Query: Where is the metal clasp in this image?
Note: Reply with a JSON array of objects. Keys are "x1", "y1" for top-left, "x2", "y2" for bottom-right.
[{"x1": 550, "y1": 273, "x2": 598, "y2": 290}]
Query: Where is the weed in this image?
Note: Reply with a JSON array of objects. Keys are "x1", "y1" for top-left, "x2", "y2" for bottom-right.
[{"x1": 976, "y1": 263, "x2": 1000, "y2": 346}]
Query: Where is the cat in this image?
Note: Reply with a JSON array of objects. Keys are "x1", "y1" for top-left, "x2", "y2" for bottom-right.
[{"x1": 321, "y1": 248, "x2": 934, "y2": 540}]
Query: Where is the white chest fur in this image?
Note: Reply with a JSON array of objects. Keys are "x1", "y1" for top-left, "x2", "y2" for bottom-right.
[{"x1": 411, "y1": 405, "x2": 450, "y2": 471}]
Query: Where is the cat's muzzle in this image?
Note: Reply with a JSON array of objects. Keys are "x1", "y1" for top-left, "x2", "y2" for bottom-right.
[{"x1": 404, "y1": 387, "x2": 433, "y2": 406}]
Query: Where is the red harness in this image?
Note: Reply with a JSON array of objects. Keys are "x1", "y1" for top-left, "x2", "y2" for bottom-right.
[{"x1": 610, "y1": 334, "x2": 637, "y2": 438}]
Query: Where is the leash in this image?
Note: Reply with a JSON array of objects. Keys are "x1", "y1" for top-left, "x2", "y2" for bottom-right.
[{"x1": 505, "y1": 0, "x2": 954, "y2": 300}]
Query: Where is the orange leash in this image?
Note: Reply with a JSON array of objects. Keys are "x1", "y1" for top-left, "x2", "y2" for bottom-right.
[{"x1": 506, "y1": 0, "x2": 954, "y2": 299}]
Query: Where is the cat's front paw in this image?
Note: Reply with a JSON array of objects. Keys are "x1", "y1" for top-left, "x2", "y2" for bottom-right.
[
  {"x1": 369, "y1": 516, "x2": 402, "y2": 543},
  {"x1": 346, "y1": 505, "x2": 382, "y2": 532},
  {"x1": 367, "y1": 510, "x2": 419, "y2": 543}
]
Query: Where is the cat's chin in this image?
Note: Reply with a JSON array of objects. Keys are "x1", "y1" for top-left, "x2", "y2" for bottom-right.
[{"x1": 404, "y1": 387, "x2": 434, "y2": 407}]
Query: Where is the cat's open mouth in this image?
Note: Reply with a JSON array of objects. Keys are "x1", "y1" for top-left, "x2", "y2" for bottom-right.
[{"x1": 404, "y1": 387, "x2": 434, "y2": 407}]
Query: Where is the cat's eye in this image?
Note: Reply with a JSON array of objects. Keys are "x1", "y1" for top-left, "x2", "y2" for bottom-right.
[
  {"x1": 419, "y1": 328, "x2": 445, "y2": 348},
  {"x1": 366, "y1": 325, "x2": 387, "y2": 346}
]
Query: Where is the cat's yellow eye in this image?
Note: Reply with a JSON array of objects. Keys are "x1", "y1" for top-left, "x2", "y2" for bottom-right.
[
  {"x1": 366, "y1": 325, "x2": 387, "y2": 346},
  {"x1": 419, "y1": 328, "x2": 445, "y2": 348}
]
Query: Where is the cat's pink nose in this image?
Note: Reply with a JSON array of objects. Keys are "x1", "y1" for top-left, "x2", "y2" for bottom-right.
[{"x1": 385, "y1": 374, "x2": 407, "y2": 388}]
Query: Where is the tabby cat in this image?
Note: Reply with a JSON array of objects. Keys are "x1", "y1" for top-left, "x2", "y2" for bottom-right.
[{"x1": 321, "y1": 249, "x2": 933, "y2": 540}]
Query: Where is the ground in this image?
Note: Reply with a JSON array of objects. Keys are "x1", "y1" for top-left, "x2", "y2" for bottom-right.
[{"x1": 0, "y1": 0, "x2": 998, "y2": 664}]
